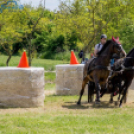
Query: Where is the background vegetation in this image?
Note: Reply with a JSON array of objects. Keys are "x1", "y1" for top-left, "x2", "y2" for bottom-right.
[
  {"x1": 0, "y1": 0, "x2": 134, "y2": 66},
  {"x1": 0, "y1": 1, "x2": 134, "y2": 134}
]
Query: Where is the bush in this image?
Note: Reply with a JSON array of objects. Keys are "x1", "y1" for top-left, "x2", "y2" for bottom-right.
[{"x1": 40, "y1": 51, "x2": 79, "y2": 61}]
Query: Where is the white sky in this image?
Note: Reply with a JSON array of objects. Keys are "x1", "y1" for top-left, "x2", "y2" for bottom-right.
[{"x1": 19, "y1": 0, "x2": 66, "y2": 11}]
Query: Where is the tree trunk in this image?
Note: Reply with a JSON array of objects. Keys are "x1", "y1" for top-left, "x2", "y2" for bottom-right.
[
  {"x1": 28, "y1": 51, "x2": 32, "y2": 66},
  {"x1": 6, "y1": 54, "x2": 12, "y2": 66},
  {"x1": 28, "y1": 57, "x2": 32, "y2": 66},
  {"x1": 28, "y1": 35, "x2": 32, "y2": 66}
]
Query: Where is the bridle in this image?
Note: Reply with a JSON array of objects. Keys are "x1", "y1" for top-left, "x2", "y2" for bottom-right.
[{"x1": 113, "y1": 43, "x2": 122, "y2": 55}]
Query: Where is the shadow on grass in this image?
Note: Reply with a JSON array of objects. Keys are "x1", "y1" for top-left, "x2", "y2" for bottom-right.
[
  {"x1": 62, "y1": 104, "x2": 89, "y2": 109},
  {"x1": 62, "y1": 101, "x2": 119, "y2": 109},
  {"x1": 90, "y1": 101, "x2": 119, "y2": 109}
]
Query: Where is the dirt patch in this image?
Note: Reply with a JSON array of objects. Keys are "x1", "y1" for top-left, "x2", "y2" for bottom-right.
[
  {"x1": 45, "y1": 90, "x2": 55, "y2": 96},
  {"x1": 0, "y1": 90, "x2": 134, "y2": 115}
]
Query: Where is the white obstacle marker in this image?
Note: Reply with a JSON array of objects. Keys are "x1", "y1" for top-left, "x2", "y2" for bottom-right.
[
  {"x1": 0, "y1": 67, "x2": 45, "y2": 108},
  {"x1": 56, "y1": 64, "x2": 88, "y2": 95}
]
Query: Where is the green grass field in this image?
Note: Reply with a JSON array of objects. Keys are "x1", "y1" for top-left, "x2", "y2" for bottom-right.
[
  {"x1": 0, "y1": 55, "x2": 134, "y2": 134},
  {"x1": 0, "y1": 55, "x2": 69, "y2": 71},
  {"x1": 45, "y1": 72, "x2": 56, "y2": 90},
  {"x1": 0, "y1": 95, "x2": 134, "y2": 134}
]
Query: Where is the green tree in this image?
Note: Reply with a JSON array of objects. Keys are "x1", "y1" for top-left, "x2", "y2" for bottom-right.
[
  {"x1": 57, "y1": 0, "x2": 129, "y2": 53},
  {"x1": 0, "y1": 8, "x2": 23, "y2": 66}
]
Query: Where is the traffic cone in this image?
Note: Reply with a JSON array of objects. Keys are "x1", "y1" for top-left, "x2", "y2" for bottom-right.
[
  {"x1": 18, "y1": 51, "x2": 29, "y2": 68},
  {"x1": 70, "y1": 50, "x2": 79, "y2": 64}
]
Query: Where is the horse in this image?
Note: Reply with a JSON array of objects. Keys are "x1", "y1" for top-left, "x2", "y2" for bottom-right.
[
  {"x1": 106, "y1": 47, "x2": 134, "y2": 107},
  {"x1": 77, "y1": 38, "x2": 126, "y2": 105}
]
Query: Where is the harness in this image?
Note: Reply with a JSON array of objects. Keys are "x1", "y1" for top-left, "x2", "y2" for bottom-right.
[
  {"x1": 87, "y1": 57, "x2": 134, "y2": 75},
  {"x1": 87, "y1": 58, "x2": 109, "y2": 75},
  {"x1": 88, "y1": 42, "x2": 133, "y2": 74}
]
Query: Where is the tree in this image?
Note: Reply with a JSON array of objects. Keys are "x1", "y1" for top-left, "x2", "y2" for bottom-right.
[
  {"x1": 19, "y1": 7, "x2": 53, "y2": 66},
  {"x1": 0, "y1": 8, "x2": 23, "y2": 66},
  {"x1": 56, "y1": 0, "x2": 129, "y2": 53}
]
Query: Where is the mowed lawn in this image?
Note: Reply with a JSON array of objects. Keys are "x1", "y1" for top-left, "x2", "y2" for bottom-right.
[
  {"x1": 0, "y1": 55, "x2": 69, "y2": 71},
  {"x1": 0, "y1": 94, "x2": 134, "y2": 134},
  {"x1": 0, "y1": 55, "x2": 134, "y2": 133}
]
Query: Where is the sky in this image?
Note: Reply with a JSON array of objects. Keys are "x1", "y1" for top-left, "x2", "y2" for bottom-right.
[{"x1": 20, "y1": 0, "x2": 66, "y2": 11}]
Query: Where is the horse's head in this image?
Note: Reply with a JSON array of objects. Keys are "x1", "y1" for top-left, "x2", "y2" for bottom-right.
[
  {"x1": 112, "y1": 37, "x2": 126, "y2": 58},
  {"x1": 124, "y1": 47, "x2": 134, "y2": 67},
  {"x1": 127, "y1": 48, "x2": 134, "y2": 58}
]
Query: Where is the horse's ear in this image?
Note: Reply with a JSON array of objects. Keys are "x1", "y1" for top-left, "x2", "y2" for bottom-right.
[
  {"x1": 116, "y1": 37, "x2": 119, "y2": 41},
  {"x1": 116, "y1": 37, "x2": 121, "y2": 44},
  {"x1": 112, "y1": 36, "x2": 116, "y2": 42}
]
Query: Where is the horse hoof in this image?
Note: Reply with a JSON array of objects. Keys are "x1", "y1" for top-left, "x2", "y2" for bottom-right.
[
  {"x1": 77, "y1": 102, "x2": 81, "y2": 105},
  {"x1": 119, "y1": 104, "x2": 122, "y2": 108},
  {"x1": 95, "y1": 100, "x2": 101, "y2": 104}
]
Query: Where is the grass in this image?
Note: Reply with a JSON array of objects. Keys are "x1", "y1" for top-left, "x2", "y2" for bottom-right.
[
  {"x1": 45, "y1": 83, "x2": 55, "y2": 90},
  {"x1": 1, "y1": 54, "x2": 134, "y2": 133},
  {"x1": 45, "y1": 72, "x2": 56, "y2": 90},
  {"x1": 0, "y1": 55, "x2": 69, "y2": 71},
  {"x1": 0, "y1": 95, "x2": 134, "y2": 134},
  {"x1": 45, "y1": 72, "x2": 56, "y2": 82}
]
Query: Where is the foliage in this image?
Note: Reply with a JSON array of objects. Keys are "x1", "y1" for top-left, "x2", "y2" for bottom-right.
[
  {"x1": 57, "y1": 0, "x2": 130, "y2": 52},
  {"x1": 0, "y1": 0, "x2": 134, "y2": 65}
]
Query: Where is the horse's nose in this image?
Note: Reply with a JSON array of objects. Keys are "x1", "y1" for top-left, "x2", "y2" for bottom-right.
[{"x1": 120, "y1": 52, "x2": 126, "y2": 58}]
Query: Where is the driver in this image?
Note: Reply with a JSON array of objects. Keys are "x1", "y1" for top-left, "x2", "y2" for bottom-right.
[{"x1": 94, "y1": 34, "x2": 107, "y2": 57}]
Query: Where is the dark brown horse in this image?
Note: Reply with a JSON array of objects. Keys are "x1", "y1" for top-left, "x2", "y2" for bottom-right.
[
  {"x1": 105, "y1": 48, "x2": 134, "y2": 107},
  {"x1": 77, "y1": 38, "x2": 126, "y2": 105}
]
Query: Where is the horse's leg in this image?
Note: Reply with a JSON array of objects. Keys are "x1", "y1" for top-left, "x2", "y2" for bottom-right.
[
  {"x1": 100, "y1": 84, "x2": 107, "y2": 98},
  {"x1": 123, "y1": 89, "x2": 128, "y2": 103},
  {"x1": 88, "y1": 82, "x2": 95, "y2": 103},
  {"x1": 94, "y1": 77, "x2": 101, "y2": 104},
  {"x1": 77, "y1": 76, "x2": 89, "y2": 105},
  {"x1": 117, "y1": 79, "x2": 122, "y2": 101},
  {"x1": 119, "y1": 81, "x2": 132, "y2": 107},
  {"x1": 118, "y1": 84, "x2": 123, "y2": 101},
  {"x1": 108, "y1": 84, "x2": 114, "y2": 103},
  {"x1": 109, "y1": 93, "x2": 114, "y2": 103}
]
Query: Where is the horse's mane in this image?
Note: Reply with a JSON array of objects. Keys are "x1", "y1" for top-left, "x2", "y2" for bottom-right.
[
  {"x1": 113, "y1": 48, "x2": 134, "y2": 69},
  {"x1": 123, "y1": 47, "x2": 134, "y2": 67},
  {"x1": 97, "y1": 40, "x2": 112, "y2": 56},
  {"x1": 126, "y1": 48, "x2": 134, "y2": 57}
]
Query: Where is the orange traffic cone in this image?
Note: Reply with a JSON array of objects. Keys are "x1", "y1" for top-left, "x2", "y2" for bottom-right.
[
  {"x1": 18, "y1": 51, "x2": 29, "y2": 68},
  {"x1": 70, "y1": 50, "x2": 79, "y2": 65}
]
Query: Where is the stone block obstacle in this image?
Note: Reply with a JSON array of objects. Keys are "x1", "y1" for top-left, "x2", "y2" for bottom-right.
[
  {"x1": 0, "y1": 67, "x2": 45, "y2": 108},
  {"x1": 56, "y1": 51, "x2": 88, "y2": 95},
  {"x1": 0, "y1": 51, "x2": 45, "y2": 108},
  {"x1": 56, "y1": 64, "x2": 88, "y2": 95}
]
